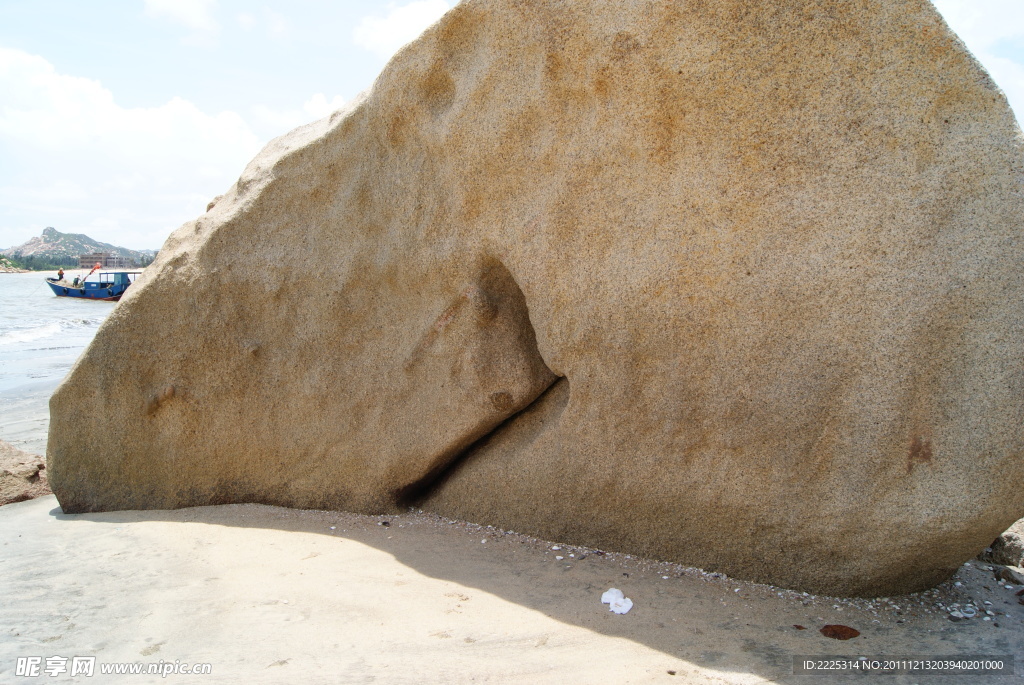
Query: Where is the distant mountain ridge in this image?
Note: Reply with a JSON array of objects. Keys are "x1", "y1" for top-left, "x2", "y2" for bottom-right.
[{"x1": 2, "y1": 227, "x2": 156, "y2": 263}]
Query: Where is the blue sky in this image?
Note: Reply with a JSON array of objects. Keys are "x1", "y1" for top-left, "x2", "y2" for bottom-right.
[{"x1": 0, "y1": 0, "x2": 1022, "y2": 251}]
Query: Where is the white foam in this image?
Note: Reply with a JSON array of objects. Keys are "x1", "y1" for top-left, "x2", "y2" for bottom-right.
[{"x1": 0, "y1": 322, "x2": 61, "y2": 347}]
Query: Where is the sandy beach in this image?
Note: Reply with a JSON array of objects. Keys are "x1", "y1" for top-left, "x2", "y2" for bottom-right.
[{"x1": 2, "y1": 494, "x2": 1022, "y2": 684}]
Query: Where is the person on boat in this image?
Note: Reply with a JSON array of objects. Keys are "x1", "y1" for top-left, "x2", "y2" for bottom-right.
[
  {"x1": 72, "y1": 276, "x2": 80, "y2": 287},
  {"x1": 57, "y1": 268, "x2": 64, "y2": 281}
]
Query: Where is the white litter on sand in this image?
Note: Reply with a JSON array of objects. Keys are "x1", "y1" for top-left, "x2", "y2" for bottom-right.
[{"x1": 601, "y1": 588, "x2": 634, "y2": 615}]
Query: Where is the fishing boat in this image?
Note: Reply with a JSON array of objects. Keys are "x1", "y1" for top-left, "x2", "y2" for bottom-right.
[{"x1": 46, "y1": 263, "x2": 141, "y2": 302}]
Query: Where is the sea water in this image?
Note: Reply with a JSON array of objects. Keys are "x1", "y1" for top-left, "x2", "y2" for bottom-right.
[{"x1": 0, "y1": 272, "x2": 116, "y2": 455}]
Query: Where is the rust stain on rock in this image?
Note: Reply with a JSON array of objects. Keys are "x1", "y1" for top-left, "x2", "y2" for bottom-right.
[
  {"x1": 907, "y1": 435, "x2": 933, "y2": 473},
  {"x1": 145, "y1": 385, "x2": 176, "y2": 416},
  {"x1": 489, "y1": 391, "x2": 514, "y2": 412}
]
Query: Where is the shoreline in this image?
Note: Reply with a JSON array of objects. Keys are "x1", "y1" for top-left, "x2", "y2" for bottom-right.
[{"x1": 0, "y1": 378, "x2": 60, "y2": 458}]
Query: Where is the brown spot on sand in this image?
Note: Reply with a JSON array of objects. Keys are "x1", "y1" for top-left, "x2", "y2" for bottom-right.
[{"x1": 820, "y1": 624, "x2": 860, "y2": 640}]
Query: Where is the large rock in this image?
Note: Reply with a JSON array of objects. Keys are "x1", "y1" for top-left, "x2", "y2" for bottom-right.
[{"x1": 49, "y1": 0, "x2": 1024, "y2": 596}]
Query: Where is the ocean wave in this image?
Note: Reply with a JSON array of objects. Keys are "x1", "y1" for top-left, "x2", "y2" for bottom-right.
[
  {"x1": 69, "y1": 317, "x2": 106, "y2": 327},
  {"x1": 0, "y1": 316, "x2": 106, "y2": 348},
  {"x1": 0, "y1": 322, "x2": 62, "y2": 346},
  {"x1": 25, "y1": 345, "x2": 83, "y2": 352}
]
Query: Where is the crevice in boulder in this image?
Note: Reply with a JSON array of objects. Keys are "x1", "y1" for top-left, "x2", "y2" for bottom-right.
[
  {"x1": 396, "y1": 376, "x2": 568, "y2": 506},
  {"x1": 387, "y1": 256, "x2": 561, "y2": 505}
]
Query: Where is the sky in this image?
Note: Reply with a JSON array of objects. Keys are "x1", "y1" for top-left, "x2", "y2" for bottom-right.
[{"x1": 1, "y1": 0, "x2": 1022, "y2": 251}]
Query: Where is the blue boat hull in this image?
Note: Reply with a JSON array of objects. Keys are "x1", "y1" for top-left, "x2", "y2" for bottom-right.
[{"x1": 46, "y1": 273, "x2": 138, "y2": 301}]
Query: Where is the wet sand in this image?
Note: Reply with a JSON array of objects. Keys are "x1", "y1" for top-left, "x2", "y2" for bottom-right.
[
  {"x1": 1, "y1": 495, "x2": 1021, "y2": 684},
  {"x1": 0, "y1": 378, "x2": 57, "y2": 458}
]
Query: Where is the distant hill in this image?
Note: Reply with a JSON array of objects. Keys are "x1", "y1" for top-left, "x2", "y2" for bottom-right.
[{"x1": 1, "y1": 227, "x2": 156, "y2": 268}]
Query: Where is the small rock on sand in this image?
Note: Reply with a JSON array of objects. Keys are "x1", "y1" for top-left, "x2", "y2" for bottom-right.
[{"x1": 0, "y1": 440, "x2": 50, "y2": 507}]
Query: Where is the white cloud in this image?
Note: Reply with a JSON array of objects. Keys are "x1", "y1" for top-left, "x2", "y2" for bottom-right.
[
  {"x1": 933, "y1": 0, "x2": 1024, "y2": 51},
  {"x1": 145, "y1": 0, "x2": 219, "y2": 33},
  {"x1": 264, "y1": 8, "x2": 291, "y2": 40},
  {"x1": 0, "y1": 180, "x2": 88, "y2": 204},
  {"x1": 0, "y1": 46, "x2": 348, "y2": 251},
  {"x1": 236, "y1": 12, "x2": 256, "y2": 31},
  {"x1": 353, "y1": 0, "x2": 452, "y2": 59},
  {"x1": 234, "y1": 8, "x2": 290, "y2": 42},
  {"x1": 249, "y1": 104, "x2": 306, "y2": 136},
  {"x1": 249, "y1": 93, "x2": 344, "y2": 141},
  {"x1": 303, "y1": 93, "x2": 345, "y2": 119},
  {"x1": 0, "y1": 50, "x2": 258, "y2": 161},
  {"x1": 0, "y1": 47, "x2": 262, "y2": 249}
]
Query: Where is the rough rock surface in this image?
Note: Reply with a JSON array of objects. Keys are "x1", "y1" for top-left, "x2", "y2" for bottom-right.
[
  {"x1": 1, "y1": 441, "x2": 49, "y2": 506},
  {"x1": 49, "y1": 0, "x2": 1024, "y2": 596},
  {"x1": 982, "y1": 519, "x2": 1024, "y2": 568}
]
